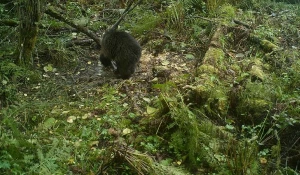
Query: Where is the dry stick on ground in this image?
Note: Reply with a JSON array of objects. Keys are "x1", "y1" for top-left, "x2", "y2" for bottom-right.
[
  {"x1": 233, "y1": 19, "x2": 251, "y2": 29},
  {"x1": 65, "y1": 39, "x2": 94, "y2": 48},
  {"x1": 45, "y1": 7, "x2": 102, "y2": 47}
]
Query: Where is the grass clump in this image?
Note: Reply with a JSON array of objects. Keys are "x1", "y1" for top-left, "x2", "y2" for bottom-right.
[{"x1": 129, "y1": 12, "x2": 162, "y2": 35}]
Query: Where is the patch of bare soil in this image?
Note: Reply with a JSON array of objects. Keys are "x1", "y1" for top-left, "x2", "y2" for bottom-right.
[
  {"x1": 56, "y1": 48, "x2": 196, "y2": 115},
  {"x1": 71, "y1": 49, "x2": 195, "y2": 90}
]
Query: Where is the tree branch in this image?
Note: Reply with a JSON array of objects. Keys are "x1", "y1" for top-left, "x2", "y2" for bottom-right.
[
  {"x1": 45, "y1": 7, "x2": 101, "y2": 47},
  {"x1": 111, "y1": 0, "x2": 143, "y2": 30}
]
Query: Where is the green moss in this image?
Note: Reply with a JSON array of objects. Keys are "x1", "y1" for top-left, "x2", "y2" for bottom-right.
[
  {"x1": 237, "y1": 98, "x2": 271, "y2": 123},
  {"x1": 249, "y1": 65, "x2": 265, "y2": 81},
  {"x1": 260, "y1": 39, "x2": 279, "y2": 52},
  {"x1": 194, "y1": 84, "x2": 213, "y2": 100},
  {"x1": 203, "y1": 48, "x2": 225, "y2": 68},
  {"x1": 219, "y1": 4, "x2": 236, "y2": 20},
  {"x1": 26, "y1": 70, "x2": 42, "y2": 83},
  {"x1": 191, "y1": 82, "x2": 229, "y2": 116},
  {"x1": 217, "y1": 95, "x2": 228, "y2": 114},
  {"x1": 230, "y1": 63, "x2": 242, "y2": 75},
  {"x1": 197, "y1": 64, "x2": 219, "y2": 75},
  {"x1": 252, "y1": 58, "x2": 263, "y2": 65},
  {"x1": 237, "y1": 81, "x2": 274, "y2": 123},
  {"x1": 241, "y1": 58, "x2": 269, "y2": 81}
]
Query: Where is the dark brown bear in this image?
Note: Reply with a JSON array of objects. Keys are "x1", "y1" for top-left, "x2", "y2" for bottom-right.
[{"x1": 100, "y1": 29, "x2": 141, "y2": 79}]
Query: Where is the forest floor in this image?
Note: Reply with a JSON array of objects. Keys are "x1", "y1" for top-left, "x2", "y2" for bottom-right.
[
  {"x1": 1, "y1": 1, "x2": 300, "y2": 174},
  {"x1": 61, "y1": 48, "x2": 195, "y2": 109}
]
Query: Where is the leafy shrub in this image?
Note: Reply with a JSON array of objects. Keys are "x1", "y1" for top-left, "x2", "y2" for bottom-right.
[{"x1": 0, "y1": 59, "x2": 40, "y2": 107}]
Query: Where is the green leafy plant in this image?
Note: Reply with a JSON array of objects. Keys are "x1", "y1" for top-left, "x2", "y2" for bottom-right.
[
  {"x1": 129, "y1": 12, "x2": 162, "y2": 35},
  {"x1": 0, "y1": 59, "x2": 39, "y2": 106},
  {"x1": 165, "y1": 1, "x2": 185, "y2": 31}
]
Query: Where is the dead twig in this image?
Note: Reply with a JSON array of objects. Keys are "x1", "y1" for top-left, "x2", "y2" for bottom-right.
[{"x1": 233, "y1": 19, "x2": 251, "y2": 29}]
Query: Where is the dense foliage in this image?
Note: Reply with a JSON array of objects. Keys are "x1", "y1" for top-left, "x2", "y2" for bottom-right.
[{"x1": 0, "y1": 0, "x2": 299, "y2": 174}]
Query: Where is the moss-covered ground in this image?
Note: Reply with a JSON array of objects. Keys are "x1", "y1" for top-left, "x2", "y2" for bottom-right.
[{"x1": 0, "y1": 0, "x2": 299, "y2": 174}]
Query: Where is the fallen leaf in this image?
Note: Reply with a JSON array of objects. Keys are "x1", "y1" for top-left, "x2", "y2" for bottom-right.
[
  {"x1": 146, "y1": 106, "x2": 157, "y2": 115},
  {"x1": 236, "y1": 53, "x2": 245, "y2": 58},
  {"x1": 82, "y1": 113, "x2": 92, "y2": 119},
  {"x1": 89, "y1": 141, "x2": 99, "y2": 147},
  {"x1": 67, "y1": 116, "x2": 76, "y2": 123},
  {"x1": 123, "y1": 128, "x2": 132, "y2": 135},
  {"x1": 108, "y1": 128, "x2": 119, "y2": 136},
  {"x1": 151, "y1": 77, "x2": 158, "y2": 82},
  {"x1": 143, "y1": 97, "x2": 151, "y2": 103},
  {"x1": 185, "y1": 54, "x2": 195, "y2": 60},
  {"x1": 2, "y1": 80, "x2": 7, "y2": 85},
  {"x1": 161, "y1": 60, "x2": 170, "y2": 66},
  {"x1": 43, "y1": 64, "x2": 53, "y2": 72},
  {"x1": 62, "y1": 111, "x2": 70, "y2": 114},
  {"x1": 260, "y1": 157, "x2": 267, "y2": 164}
]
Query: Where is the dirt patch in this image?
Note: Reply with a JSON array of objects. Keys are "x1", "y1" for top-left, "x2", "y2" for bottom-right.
[{"x1": 69, "y1": 49, "x2": 195, "y2": 89}]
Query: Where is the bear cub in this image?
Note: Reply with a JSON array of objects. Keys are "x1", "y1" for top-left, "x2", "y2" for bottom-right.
[{"x1": 100, "y1": 30, "x2": 141, "y2": 79}]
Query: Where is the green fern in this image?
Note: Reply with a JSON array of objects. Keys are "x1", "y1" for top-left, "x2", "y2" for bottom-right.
[
  {"x1": 165, "y1": 1, "x2": 185, "y2": 31},
  {"x1": 29, "y1": 138, "x2": 71, "y2": 174},
  {"x1": 149, "y1": 83, "x2": 261, "y2": 173}
]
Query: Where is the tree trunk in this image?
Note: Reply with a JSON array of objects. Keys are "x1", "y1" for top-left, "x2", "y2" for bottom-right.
[{"x1": 15, "y1": 0, "x2": 43, "y2": 67}]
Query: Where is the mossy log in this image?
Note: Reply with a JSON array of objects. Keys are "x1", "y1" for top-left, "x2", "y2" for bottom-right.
[
  {"x1": 191, "y1": 26, "x2": 229, "y2": 117},
  {"x1": 250, "y1": 34, "x2": 279, "y2": 52}
]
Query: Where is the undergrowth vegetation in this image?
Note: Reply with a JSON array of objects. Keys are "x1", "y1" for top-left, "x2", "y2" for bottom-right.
[{"x1": 0, "y1": 0, "x2": 300, "y2": 174}]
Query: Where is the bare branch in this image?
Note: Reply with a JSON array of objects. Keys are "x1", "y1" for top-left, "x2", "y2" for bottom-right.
[
  {"x1": 45, "y1": 7, "x2": 101, "y2": 47},
  {"x1": 111, "y1": 0, "x2": 143, "y2": 30}
]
